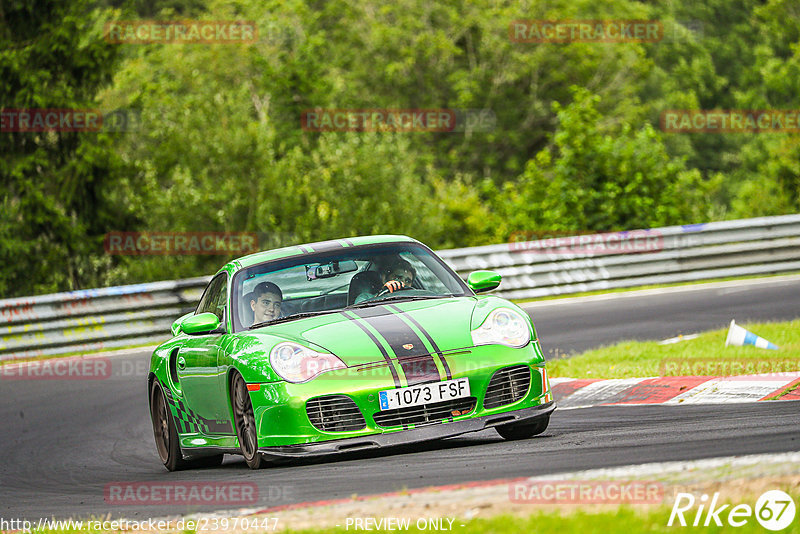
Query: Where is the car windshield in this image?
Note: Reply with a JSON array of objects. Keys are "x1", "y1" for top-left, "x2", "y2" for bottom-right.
[{"x1": 231, "y1": 242, "x2": 471, "y2": 332}]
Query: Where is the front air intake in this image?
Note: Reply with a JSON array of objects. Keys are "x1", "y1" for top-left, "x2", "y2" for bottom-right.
[
  {"x1": 483, "y1": 365, "x2": 531, "y2": 409},
  {"x1": 306, "y1": 395, "x2": 366, "y2": 432}
]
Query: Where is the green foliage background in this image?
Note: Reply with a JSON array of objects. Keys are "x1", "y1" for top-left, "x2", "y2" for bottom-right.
[{"x1": 2, "y1": 0, "x2": 799, "y2": 297}]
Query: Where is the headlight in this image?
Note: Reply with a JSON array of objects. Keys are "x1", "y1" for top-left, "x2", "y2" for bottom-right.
[
  {"x1": 471, "y1": 308, "x2": 531, "y2": 348},
  {"x1": 269, "y1": 342, "x2": 346, "y2": 383}
]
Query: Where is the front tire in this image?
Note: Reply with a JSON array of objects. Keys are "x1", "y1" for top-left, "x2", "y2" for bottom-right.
[
  {"x1": 231, "y1": 373, "x2": 267, "y2": 469},
  {"x1": 496, "y1": 414, "x2": 550, "y2": 441}
]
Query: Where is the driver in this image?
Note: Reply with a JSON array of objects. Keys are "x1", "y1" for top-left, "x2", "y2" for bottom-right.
[
  {"x1": 250, "y1": 281, "x2": 283, "y2": 325},
  {"x1": 380, "y1": 259, "x2": 415, "y2": 294},
  {"x1": 353, "y1": 259, "x2": 416, "y2": 304}
]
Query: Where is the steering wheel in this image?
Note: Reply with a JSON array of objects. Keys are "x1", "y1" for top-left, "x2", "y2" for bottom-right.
[{"x1": 375, "y1": 281, "x2": 410, "y2": 298}]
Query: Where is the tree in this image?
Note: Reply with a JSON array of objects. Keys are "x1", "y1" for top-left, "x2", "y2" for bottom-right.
[
  {"x1": 0, "y1": 0, "x2": 128, "y2": 297},
  {"x1": 493, "y1": 87, "x2": 715, "y2": 239}
]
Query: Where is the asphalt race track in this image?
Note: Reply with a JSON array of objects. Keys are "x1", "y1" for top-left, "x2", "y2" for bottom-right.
[{"x1": 2, "y1": 277, "x2": 799, "y2": 521}]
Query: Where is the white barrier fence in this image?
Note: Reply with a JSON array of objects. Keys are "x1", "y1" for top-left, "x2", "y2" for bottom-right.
[{"x1": 2, "y1": 214, "x2": 798, "y2": 360}]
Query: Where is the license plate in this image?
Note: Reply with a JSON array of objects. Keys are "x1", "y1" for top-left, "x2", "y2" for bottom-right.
[{"x1": 378, "y1": 378, "x2": 470, "y2": 411}]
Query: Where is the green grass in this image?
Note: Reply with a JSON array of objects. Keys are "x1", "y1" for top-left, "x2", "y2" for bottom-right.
[{"x1": 548, "y1": 319, "x2": 800, "y2": 379}]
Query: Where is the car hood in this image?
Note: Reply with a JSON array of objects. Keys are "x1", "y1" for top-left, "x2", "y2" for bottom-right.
[
  {"x1": 239, "y1": 297, "x2": 479, "y2": 368},
  {"x1": 309, "y1": 298, "x2": 481, "y2": 363}
]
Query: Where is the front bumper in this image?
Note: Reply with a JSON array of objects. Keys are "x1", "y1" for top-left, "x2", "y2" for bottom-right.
[
  {"x1": 258, "y1": 401, "x2": 555, "y2": 457},
  {"x1": 248, "y1": 341, "x2": 553, "y2": 449}
]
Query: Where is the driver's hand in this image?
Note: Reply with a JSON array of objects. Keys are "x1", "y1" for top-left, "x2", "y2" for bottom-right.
[{"x1": 383, "y1": 280, "x2": 404, "y2": 293}]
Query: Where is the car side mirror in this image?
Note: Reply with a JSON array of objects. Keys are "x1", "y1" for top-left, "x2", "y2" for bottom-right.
[
  {"x1": 467, "y1": 270, "x2": 502, "y2": 293},
  {"x1": 171, "y1": 312, "x2": 194, "y2": 336},
  {"x1": 180, "y1": 312, "x2": 222, "y2": 335}
]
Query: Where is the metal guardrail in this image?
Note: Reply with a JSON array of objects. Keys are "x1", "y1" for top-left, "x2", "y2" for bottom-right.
[
  {"x1": 2, "y1": 214, "x2": 799, "y2": 361},
  {"x1": 437, "y1": 214, "x2": 800, "y2": 300},
  {"x1": 0, "y1": 278, "x2": 209, "y2": 360}
]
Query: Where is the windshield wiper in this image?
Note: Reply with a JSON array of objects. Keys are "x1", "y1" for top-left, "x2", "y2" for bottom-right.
[
  {"x1": 251, "y1": 295, "x2": 463, "y2": 326},
  {"x1": 249, "y1": 310, "x2": 339, "y2": 329},
  {"x1": 346, "y1": 294, "x2": 454, "y2": 309}
]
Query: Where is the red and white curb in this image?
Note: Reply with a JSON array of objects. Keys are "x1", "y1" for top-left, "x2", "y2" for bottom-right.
[{"x1": 551, "y1": 373, "x2": 800, "y2": 408}]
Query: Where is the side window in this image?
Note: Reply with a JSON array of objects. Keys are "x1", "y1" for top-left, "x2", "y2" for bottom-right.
[
  {"x1": 196, "y1": 275, "x2": 228, "y2": 323},
  {"x1": 211, "y1": 278, "x2": 228, "y2": 322}
]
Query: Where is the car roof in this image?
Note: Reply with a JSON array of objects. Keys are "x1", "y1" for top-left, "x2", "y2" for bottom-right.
[{"x1": 219, "y1": 235, "x2": 422, "y2": 274}]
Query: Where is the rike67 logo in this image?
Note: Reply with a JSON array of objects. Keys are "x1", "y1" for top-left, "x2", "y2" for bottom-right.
[{"x1": 669, "y1": 490, "x2": 796, "y2": 531}]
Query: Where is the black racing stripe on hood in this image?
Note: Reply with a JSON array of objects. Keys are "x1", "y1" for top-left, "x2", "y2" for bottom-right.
[
  {"x1": 351, "y1": 306, "x2": 441, "y2": 386},
  {"x1": 340, "y1": 311, "x2": 401, "y2": 388},
  {"x1": 386, "y1": 304, "x2": 452, "y2": 379}
]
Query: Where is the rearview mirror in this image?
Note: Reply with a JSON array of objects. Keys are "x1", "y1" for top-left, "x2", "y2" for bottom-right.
[
  {"x1": 306, "y1": 260, "x2": 359, "y2": 280},
  {"x1": 467, "y1": 270, "x2": 502, "y2": 293},
  {"x1": 181, "y1": 312, "x2": 222, "y2": 335}
]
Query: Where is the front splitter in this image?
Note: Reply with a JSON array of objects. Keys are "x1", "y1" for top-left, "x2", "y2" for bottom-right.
[{"x1": 258, "y1": 401, "x2": 555, "y2": 458}]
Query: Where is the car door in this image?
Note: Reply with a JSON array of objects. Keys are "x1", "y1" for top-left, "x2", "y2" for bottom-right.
[{"x1": 176, "y1": 273, "x2": 234, "y2": 434}]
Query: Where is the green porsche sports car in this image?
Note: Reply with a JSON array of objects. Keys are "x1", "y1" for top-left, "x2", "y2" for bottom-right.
[{"x1": 148, "y1": 235, "x2": 554, "y2": 470}]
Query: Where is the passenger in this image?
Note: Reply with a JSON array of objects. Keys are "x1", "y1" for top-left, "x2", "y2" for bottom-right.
[{"x1": 250, "y1": 281, "x2": 283, "y2": 325}]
